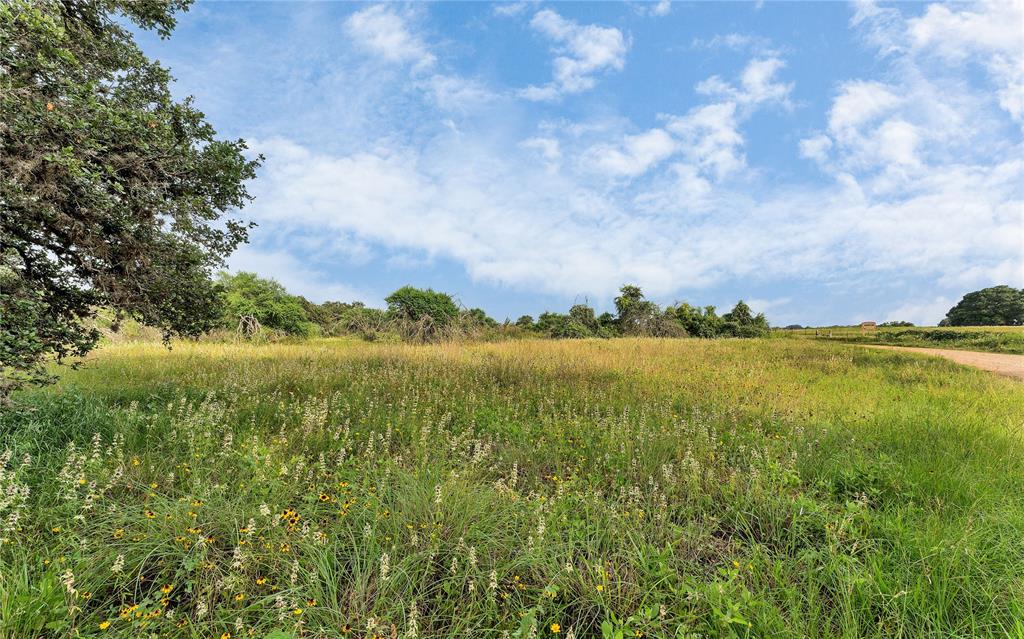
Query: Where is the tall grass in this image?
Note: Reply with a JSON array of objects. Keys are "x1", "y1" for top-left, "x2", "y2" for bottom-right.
[
  {"x1": 1, "y1": 338, "x2": 1022, "y2": 638},
  {"x1": 783, "y1": 326, "x2": 1024, "y2": 354}
]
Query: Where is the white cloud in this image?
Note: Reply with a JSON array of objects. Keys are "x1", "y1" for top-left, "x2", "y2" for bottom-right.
[
  {"x1": 827, "y1": 81, "x2": 900, "y2": 137},
  {"x1": 882, "y1": 296, "x2": 955, "y2": 326},
  {"x1": 695, "y1": 57, "x2": 793, "y2": 108},
  {"x1": 520, "y1": 136, "x2": 561, "y2": 162},
  {"x1": 651, "y1": 0, "x2": 672, "y2": 17},
  {"x1": 799, "y1": 134, "x2": 832, "y2": 163},
  {"x1": 419, "y1": 74, "x2": 497, "y2": 112},
  {"x1": 585, "y1": 128, "x2": 676, "y2": 177},
  {"x1": 907, "y1": 1, "x2": 1024, "y2": 121},
  {"x1": 665, "y1": 102, "x2": 745, "y2": 179},
  {"x1": 229, "y1": 245, "x2": 375, "y2": 305},
  {"x1": 493, "y1": 2, "x2": 530, "y2": 18},
  {"x1": 745, "y1": 297, "x2": 792, "y2": 316},
  {"x1": 520, "y1": 9, "x2": 629, "y2": 100},
  {"x1": 635, "y1": 0, "x2": 671, "y2": 17},
  {"x1": 344, "y1": 5, "x2": 435, "y2": 70}
]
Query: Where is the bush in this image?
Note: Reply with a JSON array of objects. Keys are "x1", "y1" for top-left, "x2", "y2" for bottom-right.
[
  {"x1": 614, "y1": 285, "x2": 680, "y2": 336},
  {"x1": 335, "y1": 306, "x2": 389, "y2": 340},
  {"x1": 670, "y1": 303, "x2": 723, "y2": 338},
  {"x1": 385, "y1": 286, "x2": 460, "y2": 325},
  {"x1": 721, "y1": 300, "x2": 770, "y2": 337},
  {"x1": 216, "y1": 272, "x2": 315, "y2": 337},
  {"x1": 515, "y1": 315, "x2": 536, "y2": 330},
  {"x1": 536, "y1": 312, "x2": 596, "y2": 339}
]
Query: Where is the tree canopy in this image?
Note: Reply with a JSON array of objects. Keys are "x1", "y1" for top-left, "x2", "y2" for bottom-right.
[
  {"x1": 384, "y1": 286, "x2": 460, "y2": 325},
  {"x1": 216, "y1": 272, "x2": 313, "y2": 337},
  {"x1": 942, "y1": 285, "x2": 1024, "y2": 326},
  {"x1": 0, "y1": 0, "x2": 259, "y2": 398}
]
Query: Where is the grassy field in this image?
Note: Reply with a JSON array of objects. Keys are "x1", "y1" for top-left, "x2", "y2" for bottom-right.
[
  {"x1": 1, "y1": 338, "x2": 1023, "y2": 638},
  {"x1": 782, "y1": 326, "x2": 1024, "y2": 355}
]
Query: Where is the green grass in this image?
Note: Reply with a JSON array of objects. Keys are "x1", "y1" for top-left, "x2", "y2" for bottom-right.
[
  {"x1": 782, "y1": 325, "x2": 1024, "y2": 355},
  {"x1": 1, "y1": 338, "x2": 1022, "y2": 638}
]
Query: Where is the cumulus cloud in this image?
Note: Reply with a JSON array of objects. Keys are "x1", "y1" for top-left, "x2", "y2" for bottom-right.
[
  {"x1": 231, "y1": 1, "x2": 1020, "y2": 314},
  {"x1": 520, "y1": 9, "x2": 629, "y2": 100},
  {"x1": 582, "y1": 57, "x2": 791, "y2": 182},
  {"x1": 696, "y1": 57, "x2": 793, "y2": 108},
  {"x1": 585, "y1": 128, "x2": 676, "y2": 177},
  {"x1": 907, "y1": 0, "x2": 1024, "y2": 120},
  {"x1": 344, "y1": 5, "x2": 435, "y2": 70}
]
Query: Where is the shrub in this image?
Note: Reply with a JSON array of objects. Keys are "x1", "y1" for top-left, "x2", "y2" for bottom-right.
[
  {"x1": 385, "y1": 286, "x2": 460, "y2": 326},
  {"x1": 515, "y1": 315, "x2": 536, "y2": 330},
  {"x1": 719, "y1": 300, "x2": 770, "y2": 337},
  {"x1": 536, "y1": 312, "x2": 596, "y2": 339},
  {"x1": 216, "y1": 272, "x2": 314, "y2": 337},
  {"x1": 670, "y1": 303, "x2": 723, "y2": 338},
  {"x1": 614, "y1": 285, "x2": 673, "y2": 336}
]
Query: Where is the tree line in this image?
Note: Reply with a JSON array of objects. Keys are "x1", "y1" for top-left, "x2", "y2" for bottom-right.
[{"x1": 215, "y1": 272, "x2": 771, "y2": 343}]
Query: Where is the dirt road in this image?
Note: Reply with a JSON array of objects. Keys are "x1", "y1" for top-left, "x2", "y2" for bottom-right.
[{"x1": 863, "y1": 345, "x2": 1024, "y2": 380}]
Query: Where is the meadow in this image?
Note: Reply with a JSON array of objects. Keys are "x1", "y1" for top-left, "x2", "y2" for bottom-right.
[
  {"x1": 1, "y1": 338, "x2": 1022, "y2": 638},
  {"x1": 783, "y1": 326, "x2": 1024, "y2": 355}
]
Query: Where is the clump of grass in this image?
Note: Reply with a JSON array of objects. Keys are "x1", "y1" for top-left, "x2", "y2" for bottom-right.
[{"x1": 1, "y1": 339, "x2": 1022, "y2": 637}]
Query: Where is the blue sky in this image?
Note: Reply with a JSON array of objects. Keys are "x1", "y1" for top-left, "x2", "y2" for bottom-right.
[{"x1": 135, "y1": 1, "x2": 1024, "y2": 326}]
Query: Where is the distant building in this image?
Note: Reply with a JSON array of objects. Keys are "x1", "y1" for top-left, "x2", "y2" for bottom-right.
[{"x1": 860, "y1": 321, "x2": 877, "y2": 332}]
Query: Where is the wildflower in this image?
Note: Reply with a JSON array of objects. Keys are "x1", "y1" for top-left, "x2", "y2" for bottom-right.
[
  {"x1": 380, "y1": 553, "x2": 390, "y2": 582},
  {"x1": 113, "y1": 528, "x2": 124, "y2": 539},
  {"x1": 306, "y1": 598, "x2": 317, "y2": 607},
  {"x1": 161, "y1": 584, "x2": 173, "y2": 594},
  {"x1": 111, "y1": 554, "x2": 125, "y2": 574},
  {"x1": 256, "y1": 576, "x2": 267, "y2": 585},
  {"x1": 596, "y1": 584, "x2": 604, "y2": 592},
  {"x1": 551, "y1": 624, "x2": 561, "y2": 634},
  {"x1": 234, "y1": 593, "x2": 246, "y2": 601},
  {"x1": 61, "y1": 569, "x2": 76, "y2": 595},
  {"x1": 144, "y1": 510, "x2": 156, "y2": 519},
  {"x1": 221, "y1": 633, "x2": 231, "y2": 639},
  {"x1": 99, "y1": 620, "x2": 111, "y2": 630},
  {"x1": 293, "y1": 608, "x2": 304, "y2": 615}
]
